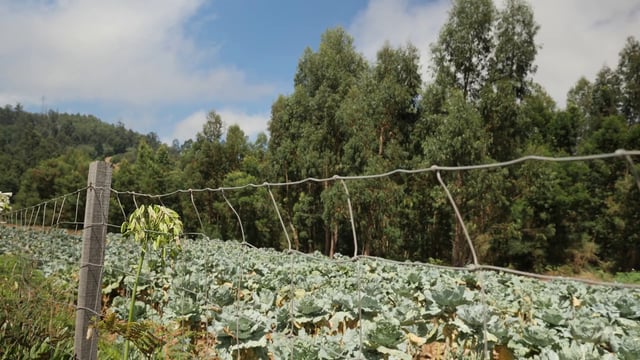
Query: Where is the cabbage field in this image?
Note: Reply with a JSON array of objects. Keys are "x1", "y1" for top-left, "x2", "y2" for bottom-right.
[{"x1": 1, "y1": 225, "x2": 640, "y2": 359}]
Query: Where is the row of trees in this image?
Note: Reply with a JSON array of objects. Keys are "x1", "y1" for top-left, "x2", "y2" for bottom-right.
[
  {"x1": 0, "y1": 105, "x2": 156, "y2": 206},
  {"x1": 4, "y1": 0, "x2": 640, "y2": 273}
]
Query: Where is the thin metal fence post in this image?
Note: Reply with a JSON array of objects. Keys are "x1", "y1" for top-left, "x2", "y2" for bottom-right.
[{"x1": 74, "y1": 161, "x2": 112, "y2": 359}]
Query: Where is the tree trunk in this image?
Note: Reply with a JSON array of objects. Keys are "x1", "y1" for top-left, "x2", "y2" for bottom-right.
[
  {"x1": 322, "y1": 181, "x2": 331, "y2": 256},
  {"x1": 329, "y1": 223, "x2": 338, "y2": 258},
  {"x1": 324, "y1": 226, "x2": 331, "y2": 256},
  {"x1": 451, "y1": 172, "x2": 468, "y2": 266},
  {"x1": 452, "y1": 221, "x2": 465, "y2": 267},
  {"x1": 289, "y1": 222, "x2": 300, "y2": 251},
  {"x1": 378, "y1": 127, "x2": 385, "y2": 156}
]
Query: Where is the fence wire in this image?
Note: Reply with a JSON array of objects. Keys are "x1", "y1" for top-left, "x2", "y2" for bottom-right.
[{"x1": 2, "y1": 149, "x2": 640, "y2": 359}]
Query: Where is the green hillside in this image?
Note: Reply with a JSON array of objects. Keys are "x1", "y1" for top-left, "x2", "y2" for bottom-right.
[{"x1": 1, "y1": 0, "x2": 639, "y2": 274}]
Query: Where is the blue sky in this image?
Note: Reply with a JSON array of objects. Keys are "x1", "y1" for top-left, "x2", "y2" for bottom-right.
[{"x1": 0, "y1": 0, "x2": 638, "y2": 144}]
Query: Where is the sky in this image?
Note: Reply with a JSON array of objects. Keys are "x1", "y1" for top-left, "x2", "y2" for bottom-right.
[{"x1": 0, "y1": 0, "x2": 638, "y2": 144}]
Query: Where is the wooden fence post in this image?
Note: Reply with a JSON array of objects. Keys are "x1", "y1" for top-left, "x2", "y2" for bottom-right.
[{"x1": 74, "y1": 161, "x2": 112, "y2": 360}]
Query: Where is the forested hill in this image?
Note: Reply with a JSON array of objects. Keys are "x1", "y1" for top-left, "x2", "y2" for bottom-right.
[
  {"x1": 1, "y1": 0, "x2": 640, "y2": 274},
  {"x1": 0, "y1": 104, "x2": 158, "y2": 203}
]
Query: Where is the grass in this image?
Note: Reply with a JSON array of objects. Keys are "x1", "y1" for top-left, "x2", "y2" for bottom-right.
[
  {"x1": 543, "y1": 263, "x2": 640, "y2": 286},
  {"x1": 0, "y1": 250, "x2": 211, "y2": 360},
  {"x1": 614, "y1": 271, "x2": 640, "y2": 285},
  {"x1": 0, "y1": 254, "x2": 76, "y2": 359}
]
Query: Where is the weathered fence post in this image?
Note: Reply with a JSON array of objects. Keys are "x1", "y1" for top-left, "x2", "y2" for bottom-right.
[{"x1": 74, "y1": 161, "x2": 112, "y2": 359}]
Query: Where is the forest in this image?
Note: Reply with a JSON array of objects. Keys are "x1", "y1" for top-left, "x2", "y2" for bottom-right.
[{"x1": 1, "y1": 0, "x2": 639, "y2": 274}]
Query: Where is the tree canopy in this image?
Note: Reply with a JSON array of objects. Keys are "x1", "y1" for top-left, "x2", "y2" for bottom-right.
[{"x1": 3, "y1": 0, "x2": 640, "y2": 274}]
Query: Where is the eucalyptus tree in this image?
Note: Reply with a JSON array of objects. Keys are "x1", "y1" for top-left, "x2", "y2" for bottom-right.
[
  {"x1": 214, "y1": 126, "x2": 281, "y2": 247},
  {"x1": 418, "y1": 90, "x2": 493, "y2": 266},
  {"x1": 268, "y1": 93, "x2": 313, "y2": 251},
  {"x1": 292, "y1": 27, "x2": 366, "y2": 180},
  {"x1": 369, "y1": 43, "x2": 422, "y2": 160},
  {"x1": 429, "y1": 0, "x2": 541, "y2": 162},
  {"x1": 222, "y1": 170, "x2": 280, "y2": 249},
  {"x1": 562, "y1": 39, "x2": 640, "y2": 272},
  {"x1": 604, "y1": 167, "x2": 640, "y2": 271},
  {"x1": 484, "y1": 0, "x2": 539, "y2": 160},
  {"x1": 181, "y1": 110, "x2": 226, "y2": 189},
  {"x1": 132, "y1": 140, "x2": 178, "y2": 196},
  {"x1": 339, "y1": 43, "x2": 422, "y2": 257},
  {"x1": 224, "y1": 124, "x2": 249, "y2": 173},
  {"x1": 590, "y1": 66, "x2": 622, "y2": 121},
  {"x1": 566, "y1": 77, "x2": 593, "y2": 143},
  {"x1": 548, "y1": 106, "x2": 581, "y2": 155},
  {"x1": 489, "y1": 0, "x2": 539, "y2": 99},
  {"x1": 244, "y1": 132, "x2": 269, "y2": 179},
  {"x1": 178, "y1": 110, "x2": 229, "y2": 237},
  {"x1": 269, "y1": 27, "x2": 366, "y2": 255},
  {"x1": 617, "y1": 36, "x2": 640, "y2": 124},
  {"x1": 430, "y1": 0, "x2": 495, "y2": 102}
]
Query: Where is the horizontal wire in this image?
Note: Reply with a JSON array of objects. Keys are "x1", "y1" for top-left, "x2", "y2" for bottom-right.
[
  {"x1": 3, "y1": 187, "x2": 88, "y2": 217},
  {"x1": 105, "y1": 149, "x2": 640, "y2": 199},
  {"x1": 4, "y1": 225, "x2": 640, "y2": 360},
  {"x1": 470, "y1": 264, "x2": 640, "y2": 289},
  {"x1": 2, "y1": 150, "x2": 640, "y2": 325}
]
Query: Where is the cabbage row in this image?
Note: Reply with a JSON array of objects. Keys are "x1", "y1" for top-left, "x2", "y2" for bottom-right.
[{"x1": 2, "y1": 226, "x2": 640, "y2": 359}]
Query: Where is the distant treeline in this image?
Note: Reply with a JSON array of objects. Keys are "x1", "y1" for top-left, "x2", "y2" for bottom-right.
[
  {"x1": 2, "y1": 0, "x2": 639, "y2": 274},
  {"x1": 0, "y1": 104, "x2": 159, "y2": 205}
]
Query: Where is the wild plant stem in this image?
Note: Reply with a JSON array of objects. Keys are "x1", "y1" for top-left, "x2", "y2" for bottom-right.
[{"x1": 123, "y1": 250, "x2": 145, "y2": 360}]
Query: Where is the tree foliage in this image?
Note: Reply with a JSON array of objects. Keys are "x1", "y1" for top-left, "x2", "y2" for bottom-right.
[
  {"x1": 3, "y1": 2, "x2": 640, "y2": 273},
  {"x1": 0, "y1": 107, "x2": 149, "y2": 208}
]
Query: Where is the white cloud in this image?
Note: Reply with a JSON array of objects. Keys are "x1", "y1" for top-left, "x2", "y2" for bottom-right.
[
  {"x1": 217, "y1": 109, "x2": 270, "y2": 138},
  {"x1": 529, "y1": 0, "x2": 640, "y2": 106},
  {"x1": 0, "y1": 0, "x2": 274, "y2": 106},
  {"x1": 169, "y1": 108, "x2": 269, "y2": 143},
  {"x1": 351, "y1": 0, "x2": 640, "y2": 108},
  {"x1": 170, "y1": 110, "x2": 207, "y2": 143},
  {"x1": 349, "y1": 0, "x2": 449, "y2": 80},
  {"x1": 0, "y1": 93, "x2": 39, "y2": 108}
]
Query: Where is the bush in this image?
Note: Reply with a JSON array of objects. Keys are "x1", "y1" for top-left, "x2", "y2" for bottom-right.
[
  {"x1": 614, "y1": 271, "x2": 640, "y2": 284},
  {"x1": 0, "y1": 254, "x2": 76, "y2": 359}
]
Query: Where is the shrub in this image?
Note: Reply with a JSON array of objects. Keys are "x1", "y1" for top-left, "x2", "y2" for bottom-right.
[{"x1": 0, "y1": 254, "x2": 75, "y2": 359}]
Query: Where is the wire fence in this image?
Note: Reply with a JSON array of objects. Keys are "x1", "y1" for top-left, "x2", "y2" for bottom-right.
[{"x1": 2, "y1": 149, "x2": 640, "y2": 359}]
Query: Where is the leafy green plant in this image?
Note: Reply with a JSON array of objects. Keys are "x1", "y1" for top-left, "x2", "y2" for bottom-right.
[
  {"x1": 4, "y1": 226, "x2": 640, "y2": 359},
  {"x1": 615, "y1": 272, "x2": 640, "y2": 285},
  {"x1": 0, "y1": 191, "x2": 11, "y2": 216},
  {"x1": 0, "y1": 254, "x2": 75, "y2": 359},
  {"x1": 120, "y1": 205, "x2": 183, "y2": 359}
]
